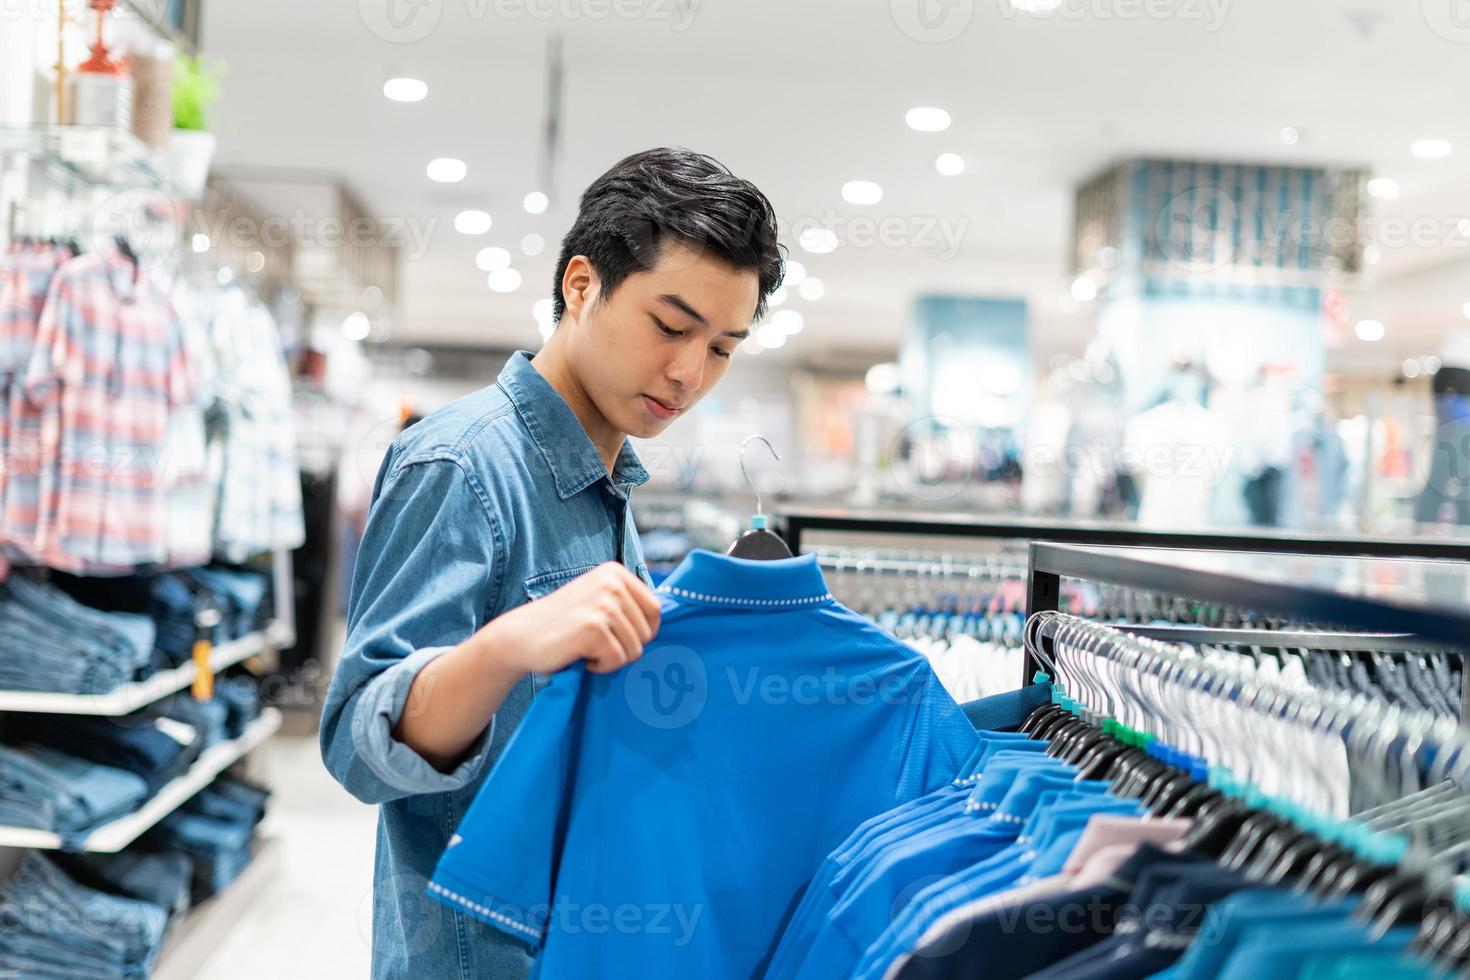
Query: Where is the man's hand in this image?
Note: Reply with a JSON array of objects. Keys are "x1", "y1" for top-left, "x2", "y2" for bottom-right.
[{"x1": 480, "y1": 562, "x2": 662, "y2": 676}]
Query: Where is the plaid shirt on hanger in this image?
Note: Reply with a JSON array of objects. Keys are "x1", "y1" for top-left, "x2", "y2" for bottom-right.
[{"x1": 20, "y1": 245, "x2": 196, "y2": 572}]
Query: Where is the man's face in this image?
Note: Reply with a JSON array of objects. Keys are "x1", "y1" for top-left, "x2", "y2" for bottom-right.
[{"x1": 568, "y1": 240, "x2": 760, "y2": 439}]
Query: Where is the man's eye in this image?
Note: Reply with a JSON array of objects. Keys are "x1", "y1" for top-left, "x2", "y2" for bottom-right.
[
  {"x1": 711, "y1": 347, "x2": 732, "y2": 360},
  {"x1": 655, "y1": 319, "x2": 683, "y2": 338}
]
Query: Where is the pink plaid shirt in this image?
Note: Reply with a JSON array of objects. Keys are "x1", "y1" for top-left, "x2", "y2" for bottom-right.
[{"x1": 16, "y1": 246, "x2": 196, "y2": 571}]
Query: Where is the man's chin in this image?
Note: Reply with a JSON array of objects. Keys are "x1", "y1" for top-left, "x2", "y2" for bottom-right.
[{"x1": 624, "y1": 417, "x2": 672, "y2": 439}]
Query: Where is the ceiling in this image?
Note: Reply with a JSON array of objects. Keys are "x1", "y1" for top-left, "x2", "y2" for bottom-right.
[{"x1": 200, "y1": 0, "x2": 1470, "y2": 376}]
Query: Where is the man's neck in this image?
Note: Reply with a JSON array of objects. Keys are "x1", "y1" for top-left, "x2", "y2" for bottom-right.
[{"x1": 529, "y1": 340, "x2": 625, "y2": 476}]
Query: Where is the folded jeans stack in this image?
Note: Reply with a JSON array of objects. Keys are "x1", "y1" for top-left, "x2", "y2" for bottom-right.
[
  {"x1": 0, "y1": 575, "x2": 155, "y2": 694},
  {"x1": 146, "y1": 776, "x2": 268, "y2": 902},
  {"x1": 49, "y1": 570, "x2": 201, "y2": 670},
  {"x1": 7, "y1": 713, "x2": 202, "y2": 795},
  {"x1": 53, "y1": 849, "x2": 194, "y2": 920},
  {"x1": 155, "y1": 691, "x2": 230, "y2": 750},
  {"x1": 0, "y1": 745, "x2": 148, "y2": 846},
  {"x1": 186, "y1": 566, "x2": 271, "y2": 639},
  {"x1": 0, "y1": 852, "x2": 168, "y2": 979}
]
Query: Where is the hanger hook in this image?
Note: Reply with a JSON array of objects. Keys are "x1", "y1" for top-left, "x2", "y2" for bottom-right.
[{"x1": 739, "y1": 435, "x2": 781, "y2": 518}]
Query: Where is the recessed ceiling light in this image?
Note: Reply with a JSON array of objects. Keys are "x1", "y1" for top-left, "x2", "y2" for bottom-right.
[
  {"x1": 1403, "y1": 358, "x2": 1422, "y2": 378},
  {"x1": 771, "y1": 309, "x2": 804, "y2": 336},
  {"x1": 427, "y1": 158, "x2": 466, "y2": 183},
  {"x1": 1425, "y1": 355, "x2": 1442, "y2": 374},
  {"x1": 191, "y1": 233, "x2": 210, "y2": 253},
  {"x1": 905, "y1": 107, "x2": 951, "y2": 132},
  {"x1": 769, "y1": 284, "x2": 788, "y2": 306},
  {"x1": 1411, "y1": 139, "x2": 1452, "y2": 159},
  {"x1": 1366, "y1": 178, "x2": 1399, "y2": 200},
  {"x1": 523, "y1": 191, "x2": 549, "y2": 214},
  {"x1": 1280, "y1": 126, "x2": 1299, "y2": 145},
  {"x1": 798, "y1": 228, "x2": 839, "y2": 254},
  {"x1": 342, "y1": 312, "x2": 370, "y2": 341},
  {"x1": 520, "y1": 233, "x2": 545, "y2": 256},
  {"x1": 1070, "y1": 276, "x2": 1098, "y2": 303},
  {"x1": 740, "y1": 336, "x2": 764, "y2": 356},
  {"x1": 798, "y1": 277, "x2": 825, "y2": 301},
  {"x1": 532, "y1": 298, "x2": 554, "y2": 325},
  {"x1": 383, "y1": 77, "x2": 428, "y2": 103},
  {"x1": 454, "y1": 210, "x2": 492, "y2": 235},
  {"x1": 1355, "y1": 319, "x2": 1385, "y2": 342},
  {"x1": 1363, "y1": 245, "x2": 1381, "y2": 265},
  {"x1": 842, "y1": 180, "x2": 883, "y2": 205},
  {"x1": 782, "y1": 260, "x2": 807, "y2": 286},
  {"x1": 488, "y1": 268, "x2": 522, "y2": 293},
  {"x1": 476, "y1": 246, "x2": 511, "y2": 272},
  {"x1": 936, "y1": 153, "x2": 965, "y2": 176}
]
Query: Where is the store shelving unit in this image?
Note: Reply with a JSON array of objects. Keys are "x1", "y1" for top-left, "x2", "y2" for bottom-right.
[
  {"x1": 0, "y1": 620, "x2": 293, "y2": 715},
  {"x1": 153, "y1": 836, "x2": 280, "y2": 980},
  {"x1": 0, "y1": 707, "x2": 282, "y2": 853},
  {"x1": 1024, "y1": 541, "x2": 1470, "y2": 721},
  {"x1": 0, "y1": 124, "x2": 182, "y2": 197}
]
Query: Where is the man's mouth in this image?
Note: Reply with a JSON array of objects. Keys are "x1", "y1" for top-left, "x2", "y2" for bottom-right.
[{"x1": 642, "y1": 394, "x2": 683, "y2": 420}]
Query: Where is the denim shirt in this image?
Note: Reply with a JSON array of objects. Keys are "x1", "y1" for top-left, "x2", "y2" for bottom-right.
[{"x1": 319, "y1": 350, "x2": 651, "y2": 980}]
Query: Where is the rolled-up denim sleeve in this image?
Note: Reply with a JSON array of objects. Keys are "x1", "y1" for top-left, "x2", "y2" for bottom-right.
[{"x1": 320, "y1": 451, "x2": 505, "y2": 804}]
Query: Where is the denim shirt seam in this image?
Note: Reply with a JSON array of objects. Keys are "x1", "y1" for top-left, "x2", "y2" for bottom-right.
[{"x1": 396, "y1": 452, "x2": 509, "y2": 618}]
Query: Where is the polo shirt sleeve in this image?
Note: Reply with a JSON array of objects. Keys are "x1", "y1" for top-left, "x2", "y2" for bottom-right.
[
  {"x1": 319, "y1": 452, "x2": 505, "y2": 804},
  {"x1": 427, "y1": 664, "x2": 586, "y2": 949},
  {"x1": 891, "y1": 665, "x2": 983, "y2": 803}
]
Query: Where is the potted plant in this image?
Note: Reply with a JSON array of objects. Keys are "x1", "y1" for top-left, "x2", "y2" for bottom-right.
[{"x1": 169, "y1": 48, "x2": 224, "y2": 198}]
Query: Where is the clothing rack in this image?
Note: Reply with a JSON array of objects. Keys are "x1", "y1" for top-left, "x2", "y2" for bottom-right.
[
  {"x1": 1019, "y1": 612, "x2": 1470, "y2": 971},
  {"x1": 779, "y1": 506, "x2": 1470, "y2": 561},
  {"x1": 1025, "y1": 542, "x2": 1470, "y2": 724}
]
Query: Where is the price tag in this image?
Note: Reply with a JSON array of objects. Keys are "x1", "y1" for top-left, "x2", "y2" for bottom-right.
[{"x1": 192, "y1": 637, "x2": 214, "y2": 701}]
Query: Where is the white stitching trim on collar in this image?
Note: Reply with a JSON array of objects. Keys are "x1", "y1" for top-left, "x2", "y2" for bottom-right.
[{"x1": 657, "y1": 586, "x2": 832, "y2": 608}]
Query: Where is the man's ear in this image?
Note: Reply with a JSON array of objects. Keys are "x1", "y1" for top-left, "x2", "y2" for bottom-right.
[{"x1": 560, "y1": 256, "x2": 599, "y2": 325}]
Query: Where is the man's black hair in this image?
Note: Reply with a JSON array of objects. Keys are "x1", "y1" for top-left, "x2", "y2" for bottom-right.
[{"x1": 551, "y1": 147, "x2": 784, "y2": 325}]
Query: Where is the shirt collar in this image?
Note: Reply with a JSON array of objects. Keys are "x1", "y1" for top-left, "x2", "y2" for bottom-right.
[
  {"x1": 496, "y1": 350, "x2": 650, "y2": 499},
  {"x1": 656, "y1": 549, "x2": 834, "y2": 610},
  {"x1": 98, "y1": 244, "x2": 142, "y2": 302}
]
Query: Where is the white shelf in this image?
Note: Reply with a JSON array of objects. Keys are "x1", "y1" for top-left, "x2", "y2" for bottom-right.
[
  {"x1": 152, "y1": 835, "x2": 281, "y2": 980},
  {"x1": 0, "y1": 707, "x2": 281, "y2": 853},
  {"x1": 0, "y1": 124, "x2": 182, "y2": 194},
  {"x1": 0, "y1": 622, "x2": 292, "y2": 715}
]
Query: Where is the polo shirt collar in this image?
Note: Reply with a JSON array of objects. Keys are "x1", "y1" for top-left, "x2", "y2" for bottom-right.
[
  {"x1": 656, "y1": 549, "x2": 834, "y2": 610},
  {"x1": 497, "y1": 350, "x2": 649, "y2": 499}
]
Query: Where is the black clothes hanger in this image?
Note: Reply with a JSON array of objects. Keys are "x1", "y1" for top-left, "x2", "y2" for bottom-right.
[
  {"x1": 726, "y1": 435, "x2": 794, "y2": 561},
  {"x1": 114, "y1": 233, "x2": 138, "y2": 266}
]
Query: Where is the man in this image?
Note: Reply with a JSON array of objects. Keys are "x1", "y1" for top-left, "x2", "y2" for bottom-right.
[{"x1": 320, "y1": 147, "x2": 783, "y2": 978}]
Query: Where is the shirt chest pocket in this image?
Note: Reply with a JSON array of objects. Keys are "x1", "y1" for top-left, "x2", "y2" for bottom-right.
[{"x1": 520, "y1": 563, "x2": 601, "y2": 696}]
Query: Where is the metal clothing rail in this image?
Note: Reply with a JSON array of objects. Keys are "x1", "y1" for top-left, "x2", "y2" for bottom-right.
[
  {"x1": 779, "y1": 507, "x2": 1470, "y2": 561},
  {"x1": 1025, "y1": 542, "x2": 1470, "y2": 723}
]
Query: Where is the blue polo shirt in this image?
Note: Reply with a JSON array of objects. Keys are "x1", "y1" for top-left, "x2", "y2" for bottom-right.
[{"x1": 428, "y1": 549, "x2": 979, "y2": 978}]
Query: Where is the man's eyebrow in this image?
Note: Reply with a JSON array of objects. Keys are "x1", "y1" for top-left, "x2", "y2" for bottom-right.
[
  {"x1": 657, "y1": 293, "x2": 708, "y2": 326},
  {"x1": 657, "y1": 293, "x2": 748, "y2": 339}
]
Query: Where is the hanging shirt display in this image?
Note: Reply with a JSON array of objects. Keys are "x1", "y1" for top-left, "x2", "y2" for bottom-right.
[
  {"x1": 0, "y1": 242, "x2": 304, "y2": 573},
  {"x1": 22, "y1": 246, "x2": 195, "y2": 571},
  {"x1": 428, "y1": 549, "x2": 979, "y2": 979}
]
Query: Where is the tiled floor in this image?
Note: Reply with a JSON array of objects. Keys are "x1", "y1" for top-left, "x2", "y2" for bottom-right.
[{"x1": 196, "y1": 732, "x2": 378, "y2": 979}]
